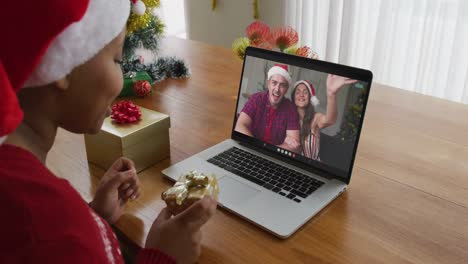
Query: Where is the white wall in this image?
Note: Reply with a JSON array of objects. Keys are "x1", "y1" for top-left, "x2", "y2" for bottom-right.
[
  {"x1": 159, "y1": 0, "x2": 187, "y2": 38},
  {"x1": 184, "y1": 0, "x2": 285, "y2": 47}
]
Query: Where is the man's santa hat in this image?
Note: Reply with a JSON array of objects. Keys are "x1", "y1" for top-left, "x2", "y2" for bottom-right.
[
  {"x1": 267, "y1": 64, "x2": 292, "y2": 87},
  {"x1": 0, "y1": 0, "x2": 130, "y2": 144},
  {"x1": 294, "y1": 80, "x2": 320, "y2": 107}
]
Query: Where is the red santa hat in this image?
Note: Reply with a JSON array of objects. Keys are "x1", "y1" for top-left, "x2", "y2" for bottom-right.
[
  {"x1": 267, "y1": 64, "x2": 292, "y2": 87},
  {"x1": 0, "y1": 0, "x2": 130, "y2": 144},
  {"x1": 294, "y1": 80, "x2": 320, "y2": 107}
]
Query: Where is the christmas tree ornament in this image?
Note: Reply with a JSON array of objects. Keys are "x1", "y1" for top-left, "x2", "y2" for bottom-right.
[
  {"x1": 119, "y1": 71, "x2": 152, "y2": 97},
  {"x1": 253, "y1": 0, "x2": 259, "y2": 19},
  {"x1": 126, "y1": 1, "x2": 160, "y2": 34},
  {"x1": 211, "y1": 0, "x2": 259, "y2": 19},
  {"x1": 111, "y1": 100, "x2": 142, "y2": 124},
  {"x1": 131, "y1": 0, "x2": 146, "y2": 15},
  {"x1": 134, "y1": 80, "x2": 151, "y2": 97},
  {"x1": 212, "y1": 0, "x2": 217, "y2": 11},
  {"x1": 134, "y1": 47, "x2": 157, "y2": 64}
]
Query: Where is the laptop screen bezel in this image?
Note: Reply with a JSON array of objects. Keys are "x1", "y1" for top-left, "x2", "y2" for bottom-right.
[{"x1": 230, "y1": 46, "x2": 373, "y2": 184}]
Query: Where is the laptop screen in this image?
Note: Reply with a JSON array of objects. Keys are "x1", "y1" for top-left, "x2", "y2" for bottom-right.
[{"x1": 232, "y1": 47, "x2": 372, "y2": 181}]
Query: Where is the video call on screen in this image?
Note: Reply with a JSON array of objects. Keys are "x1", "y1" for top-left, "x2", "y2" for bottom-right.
[{"x1": 234, "y1": 56, "x2": 369, "y2": 178}]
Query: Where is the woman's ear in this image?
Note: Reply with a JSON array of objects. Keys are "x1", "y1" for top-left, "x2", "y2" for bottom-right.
[{"x1": 54, "y1": 76, "x2": 71, "y2": 91}]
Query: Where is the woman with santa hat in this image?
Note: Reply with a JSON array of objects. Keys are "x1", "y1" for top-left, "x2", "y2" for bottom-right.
[
  {"x1": 0, "y1": 1, "x2": 216, "y2": 263},
  {"x1": 291, "y1": 75, "x2": 356, "y2": 160}
]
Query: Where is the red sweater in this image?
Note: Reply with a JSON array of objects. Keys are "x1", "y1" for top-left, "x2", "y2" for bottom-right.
[{"x1": 0, "y1": 144, "x2": 175, "y2": 264}]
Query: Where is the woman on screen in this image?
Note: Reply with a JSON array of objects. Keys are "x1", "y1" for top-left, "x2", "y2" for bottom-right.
[{"x1": 291, "y1": 75, "x2": 356, "y2": 160}]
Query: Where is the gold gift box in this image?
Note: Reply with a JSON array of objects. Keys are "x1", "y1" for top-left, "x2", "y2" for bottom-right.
[
  {"x1": 84, "y1": 106, "x2": 170, "y2": 172},
  {"x1": 162, "y1": 170, "x2": 219, "y2": 215}
]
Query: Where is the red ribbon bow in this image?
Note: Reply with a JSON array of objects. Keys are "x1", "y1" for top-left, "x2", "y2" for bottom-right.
[{"x1": 111, "y1": 100, "x2": 142, "y2": 124}]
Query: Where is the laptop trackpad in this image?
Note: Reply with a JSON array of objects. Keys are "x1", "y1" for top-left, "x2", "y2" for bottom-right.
[{"x1": 218, "y1": 176, "x2": 260, "y2": 205}]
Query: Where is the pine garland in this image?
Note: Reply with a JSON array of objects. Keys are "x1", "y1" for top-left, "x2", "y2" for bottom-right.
[
  {"x1": 123, "y1": 18, "x2": 164, "y2": 61},
  {"x1": 122, "y1": 57, "x2": 191, "y2": 83}
]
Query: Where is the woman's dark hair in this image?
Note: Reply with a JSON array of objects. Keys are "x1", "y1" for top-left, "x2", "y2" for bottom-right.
[{"x1": 291, "y1": 84, "x2": 316, "y2": 152}]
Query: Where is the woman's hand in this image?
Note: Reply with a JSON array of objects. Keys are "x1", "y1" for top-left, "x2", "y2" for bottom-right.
[
  {"x1": 90, "y1": 157, "x2": 141, "y2": 224},
  {"x1": 326, "y1": 74, "x2": 357, "y2": 96},
  {"x1": 145, "y1": 197, "x2": 217, "y2": 264}
]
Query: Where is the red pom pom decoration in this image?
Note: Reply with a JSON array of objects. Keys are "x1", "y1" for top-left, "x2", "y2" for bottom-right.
[
  {"x1": 111, "y1": 100, "x2": 142, "y2": 124},
  {"x1": 134, "y1": 80, "x2": 151, "y2": 97}
]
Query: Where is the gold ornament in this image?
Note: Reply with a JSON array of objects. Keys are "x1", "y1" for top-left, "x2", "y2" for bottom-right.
[
  {"x1": 253, "y1": 0, "x2": 259, "y2": 19},
  {"x1": 212, "y1": 0, "x2": 217, "y2": 11},
  {"x1": 210, "y1": 0, "x2": 259, "y2": 19}
]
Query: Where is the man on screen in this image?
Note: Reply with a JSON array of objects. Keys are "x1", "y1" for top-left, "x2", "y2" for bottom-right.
[{"x1": 235, "y1": 64, "x2": 300, "y2": 153}]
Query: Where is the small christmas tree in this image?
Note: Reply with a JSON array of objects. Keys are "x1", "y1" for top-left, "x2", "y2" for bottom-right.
[
  {"x1": 122, "y1": 0, "x2": 190, "y2": 84},
  {"x1": 337, "y1": 86, "x2": 367, "y2": 142}
]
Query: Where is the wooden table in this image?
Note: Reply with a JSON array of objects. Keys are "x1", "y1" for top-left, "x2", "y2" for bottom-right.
[{"x1": 47, "y1": 37, "x2": 468, "y2": 263}]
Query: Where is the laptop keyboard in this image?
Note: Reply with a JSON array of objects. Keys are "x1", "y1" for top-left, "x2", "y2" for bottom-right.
[{"x1": 207, "y1": 147, "x2": 324, "y2": 203}]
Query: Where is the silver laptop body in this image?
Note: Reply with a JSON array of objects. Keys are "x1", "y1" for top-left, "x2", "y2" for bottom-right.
[{"x1": 163, "y1": 47, "x2": 373, "y2": 238}]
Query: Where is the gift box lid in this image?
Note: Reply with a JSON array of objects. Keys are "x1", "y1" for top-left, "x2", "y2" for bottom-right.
[{"x1": 101, "y1": 107, "x2": 170, "y2": 148}]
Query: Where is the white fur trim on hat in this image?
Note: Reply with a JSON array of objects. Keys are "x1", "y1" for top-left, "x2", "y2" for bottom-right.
[
  {"x1": 294, "y1": 80, "x2": 320, "y2": 107},
  {"x1": 268, "y1": 65, "x2": 292, "y2": 87},
  {"x1": 24, "y1": 0, "x2": 130, "y2": 87},
  {"x1": 311, "y1": 96, "x2": 320, "y2": 107}
]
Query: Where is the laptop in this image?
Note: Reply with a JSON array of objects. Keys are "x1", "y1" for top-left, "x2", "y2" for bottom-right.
[{"x1": 162, "y1": 46, "x2": 373, "y2": 238}]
